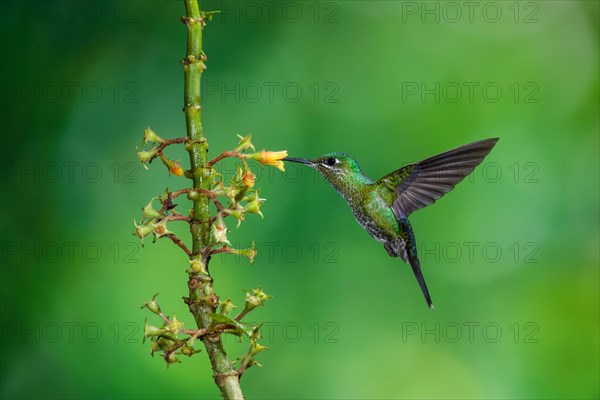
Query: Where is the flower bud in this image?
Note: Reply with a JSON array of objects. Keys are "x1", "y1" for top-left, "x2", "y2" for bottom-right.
[
  {"x1": 227, "y1": 166, "x2": 252, "y2": 202},
  {"x1": 144, "y1": 319, "x2": 167, "y2": 340},
  {"x1": 211, "y1": 214, "x2": 230, "y2": 245},
  {"x1": 159, "y1": 153, "x2": 184, "y2": 176},
  {"x1": 189, "y1": 258, "x2": 207, "y2": 274},
  {"x1": 244, "y1": 192, "x2": 265, "y2": 219},
  {"x1": 251, "y1": 287, "x2": 271, "y2": 304},
  {"x1": 141, "y1": 293, "x2": 161, "y2": 314},
  {"x1": 168, "y1": 315, "x2": 184, "y2": 335},
  {"x1": 180, "y1": 334, "x2": 202, "y2": 357},
  {"x1": 142, "y1": 200, "x2": 162, "y2": 219},
  {"x1": 219, "y1": 299, "x2": 237, "y2": 315},
  {"x1": 164, "y1": 352, "x2": 181, "y2": 367},
  {"x1": 232, "y1": 164, "x2": 244, "y2": 182},
  {"x1": 226, "y1": 166, "x2": 244, "y2": 201},
  {"x1": 156, "y1": 336, "x2": 176, "y2": 351},
  {"x1": 251, "y1": 341, "x2": 269, "y2": 354},
  {"x1": 243, "y1": 287, "x2": 271, "y2": 313},
  {"x1": 143, "y1": 127, "x2": 164, "y2": 145},
  {"x1": 134, "y1": 220, "x2": 157, "y2": 244},
  {"x1": 223, "y1": 207, "x2": 245, "y2": 228},
  {"x1": 235, "y1": 134, "x2": 255, "y2": 152},
  {"x1": 242, "y1": 242, "x2": 257, "y2": 264},
  {"x1": 227, "y1": 185, "x2": 239, "y2": 200},
  {"x1": 137, "y1": 147, "x2": 160, "y2": 168},
  {"x1": 228, "y1": 242, "x2": 257, "y2": 264},
  {"x1": 242, "y1": 171, "x2": 255, "y2": 188},
  {"x1": 180, "y1": 345, "x2": 199, "y2": 356},
  {"x1": 149, "y1": 340, "x2": 161, "y2": 356},
  {"x1": 170, "y1": 162, "x2": 184, "y2": 176},
  {"x1": 153, "y1": 221, "x2": 172, "y2": 238}
]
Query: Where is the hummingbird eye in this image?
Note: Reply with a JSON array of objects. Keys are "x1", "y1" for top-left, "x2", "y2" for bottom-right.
[{"x1": 325, "y1": 157, "x2": 337, "y2": 166}]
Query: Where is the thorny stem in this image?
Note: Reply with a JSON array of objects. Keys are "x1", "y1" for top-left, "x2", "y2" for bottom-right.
[{"x1": 181, "y1": 1, "x2": 243, "y2": 399}]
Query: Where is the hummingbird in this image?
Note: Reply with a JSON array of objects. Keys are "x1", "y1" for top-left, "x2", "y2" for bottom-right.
[{"x1": 284, "y1": 138, "x2": 498, "y2": 309}]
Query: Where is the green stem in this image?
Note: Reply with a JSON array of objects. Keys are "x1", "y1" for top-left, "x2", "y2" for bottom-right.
[{"x1": 182, "y1": 1, "x2": 244, "y2": 398}]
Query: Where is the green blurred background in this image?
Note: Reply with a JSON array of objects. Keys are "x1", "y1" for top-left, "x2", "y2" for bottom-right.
[{"x1": 1, "y1": 1, "x2": 598, "y2": 399}]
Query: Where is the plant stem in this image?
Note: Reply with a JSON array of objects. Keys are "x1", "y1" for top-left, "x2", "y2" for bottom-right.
[{"x1": 182, "y1": 1, "x2": 243, "y2": 398}]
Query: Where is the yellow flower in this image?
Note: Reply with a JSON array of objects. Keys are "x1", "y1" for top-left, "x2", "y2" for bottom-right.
[{"x1": 254, "y1": 150, "x2": 288, "y2": 171}]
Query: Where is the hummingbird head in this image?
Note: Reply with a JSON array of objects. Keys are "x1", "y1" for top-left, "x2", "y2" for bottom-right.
[{"x1": 284, "y1": 153, "x2": 368, "y2": 187}]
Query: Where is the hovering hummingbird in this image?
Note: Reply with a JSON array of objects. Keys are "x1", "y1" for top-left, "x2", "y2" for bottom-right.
[{"x1": 284, "y1": 138, "x2": 498, "y2": 309}]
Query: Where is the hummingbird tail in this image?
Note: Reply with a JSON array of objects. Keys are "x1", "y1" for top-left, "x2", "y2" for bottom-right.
[
  {"x1": 407, "y1": 248, "x2": 434, "y2": 310},
  {"x1": 398, "y1": 218, "x2": 434, "y2": 309}
]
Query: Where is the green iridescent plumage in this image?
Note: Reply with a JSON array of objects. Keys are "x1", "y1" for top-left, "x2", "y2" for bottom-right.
[{"x1": 284, "y1": 138, "x2": 499, "y2": 309}]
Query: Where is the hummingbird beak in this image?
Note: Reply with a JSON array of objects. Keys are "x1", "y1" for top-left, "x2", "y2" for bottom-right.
[{"x1": 283, "y1": 157, "x2": 315, "y2": 167}]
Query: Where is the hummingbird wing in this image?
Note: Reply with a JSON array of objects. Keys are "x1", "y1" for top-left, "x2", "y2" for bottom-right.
[{"x1": 377, "y1": 138, "x2": 498, "y2": 219}]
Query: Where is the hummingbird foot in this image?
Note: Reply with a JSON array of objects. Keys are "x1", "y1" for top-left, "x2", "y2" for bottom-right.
[
  {"x1": 384, "y1": 241, "x2": 400, "y2": 257},
  {"x1": 384, "y1": 238, "x2": 409, "y2": 263}
]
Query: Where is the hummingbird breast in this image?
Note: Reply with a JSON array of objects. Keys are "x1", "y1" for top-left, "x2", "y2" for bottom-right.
[
  {"x1": 321, "y1": 169, "x2": 399, "y2": 243},
  {"x1": 347, "y1": 186, "x2": 399, "y2": 244},
  {"x1": 351, "y1": 206, "x2": 392, "y2": 243}
]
